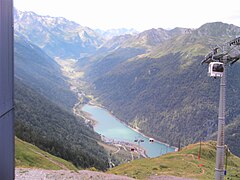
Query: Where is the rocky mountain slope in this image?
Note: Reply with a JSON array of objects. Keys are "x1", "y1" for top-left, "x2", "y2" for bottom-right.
[{"x1": 14, "y1": 8, "x2": 104, "y2": 59}]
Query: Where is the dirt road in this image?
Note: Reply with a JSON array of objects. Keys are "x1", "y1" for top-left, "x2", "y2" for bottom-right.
[
  {"x1": 16, "y1": 168, "x2": 135, "y2": 180},
  {"x1": 16, "y1": 168, "x2": 195, "y2": 180}
]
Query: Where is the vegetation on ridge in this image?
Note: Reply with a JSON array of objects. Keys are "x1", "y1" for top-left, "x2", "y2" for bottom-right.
[
  {"x1": 108, "y1": 141, "x2": 240, "y2": 179},
  {"x1": 15, "y1": 137, "x2": 78, "y2": 171}
]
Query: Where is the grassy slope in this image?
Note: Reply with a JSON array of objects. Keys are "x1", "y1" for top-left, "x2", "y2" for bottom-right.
[
  {"x1": 108, "y1": 141, "x2": 240, "y2": 179},
  {"x1": 15, "y1": 137, "x2": 78, "y2": 171}
]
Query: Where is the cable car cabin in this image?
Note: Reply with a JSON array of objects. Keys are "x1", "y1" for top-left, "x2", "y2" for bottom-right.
[
  {"x1": 149, "y1": 138, "x2": 154, "y2": 143},
  {"x1": 208, "y1": 62, "x2": 224, "y2": 77}
]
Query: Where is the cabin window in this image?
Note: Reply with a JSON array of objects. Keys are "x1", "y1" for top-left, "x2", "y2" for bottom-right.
[{"x1": 212, "y1": 64, "x2": 224, "y2": 72}]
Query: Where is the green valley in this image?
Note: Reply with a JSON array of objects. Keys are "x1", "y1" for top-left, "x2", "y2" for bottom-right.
[
  {"x1": 12, "y1": 7, "x2": 240, "y2": 179},
  {"x1": 80, "y1": 22, "x2": 240, "y2": 157}
]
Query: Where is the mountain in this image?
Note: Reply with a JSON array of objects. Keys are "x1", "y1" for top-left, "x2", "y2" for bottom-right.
[
  {"x1": 224, "y1": 117, "x2": 240, "y2": 157},
  {"x1": 13, "y1": 8, "x2": 240, "y2": 163},
  {"x1": 194, "y1": 22, "x2": 240, "y2": 37},
  {"x1": 14, "y1": 35, "x2": 77, "y2": 109},
  {"x1": 80, "y1": 22, "x2": 240, "y2": 156},
  {"x1": 98, "y1": 34, "x2": 134, "y2": 53},
  {"x1": 14, "y1": 8, "x2": 104, "y2": 59},
  {"x1": 95, "y1": 28, "x2": 138, "y2": 40},
  {"x1": 14, "y1": 10, "x2": 111, "y2": 170},
  {"x1": 15, "y1": 78, "x2": 109, "y2": 170},
  {"x1": 77, "y1": 27, "x2": 187, "y2": 80},
  {"x1": 122, "y1": 27, "x2": 188, "y2": 49},
  {"x1": 108, "y1": 141, "x2": 240, "y2": 179},
  {"x1": 97, "y1": 27, "x2": 187, "y2": 51}
]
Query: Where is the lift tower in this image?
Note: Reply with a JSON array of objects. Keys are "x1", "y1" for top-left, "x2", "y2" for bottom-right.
[{"x1": 201, "y1": 37, "x2": 240, "y2": 180}]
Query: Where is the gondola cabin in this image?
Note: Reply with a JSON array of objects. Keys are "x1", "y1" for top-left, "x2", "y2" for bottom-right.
[
  {"x1": 208, "y1": 62, "x2": 224, "y2": 77},
  {"x1": 149, "y1": 138, "x2": 154, "y2": 143}
]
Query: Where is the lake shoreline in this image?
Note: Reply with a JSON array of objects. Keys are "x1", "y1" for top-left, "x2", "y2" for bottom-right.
[
  {"x1": 72, "y1": 99, "x2": 149, "y2": 158},
  {"x1": 82, "y1": 101, "x2": 177, "y2": 152}
]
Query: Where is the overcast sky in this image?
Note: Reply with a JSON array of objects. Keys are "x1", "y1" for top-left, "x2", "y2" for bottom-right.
[{"x1": 14, "y1": 0, "x2": 240, "y2": 31}]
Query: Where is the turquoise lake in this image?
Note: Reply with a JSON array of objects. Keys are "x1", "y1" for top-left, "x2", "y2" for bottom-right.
[{"x1": 82, "y1": 104, "x2": 175, "y2": 158}]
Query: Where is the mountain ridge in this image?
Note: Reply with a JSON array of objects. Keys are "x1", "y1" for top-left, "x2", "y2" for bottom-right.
[
  {"x1": 14, "y1": 8, "x2": 104, "y2": 59},
  {"x1": 95, "y1": 28, "x2": 138, "y2": 40}
]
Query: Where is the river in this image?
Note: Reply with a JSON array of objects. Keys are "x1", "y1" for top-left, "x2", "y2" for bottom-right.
[{"x1": 82, "y1": 104, "x2": 175, "y2": 158}]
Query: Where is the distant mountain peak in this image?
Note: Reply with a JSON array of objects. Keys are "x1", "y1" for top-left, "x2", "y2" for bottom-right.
[
  {"x1": 14, "y1": 8, "x2": 105, "y2": 59},
  {"x1": 120, "y1": 27, "x2": 187, "y2": 48},
  {"x1": 195, "y1": 21, "x2": 240, "y2": 38},
  {"x1": 95, "y1": 28, "x2": 138, "y2": 40}
]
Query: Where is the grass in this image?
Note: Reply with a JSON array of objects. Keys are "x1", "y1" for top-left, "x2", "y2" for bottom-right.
[
  {"x1": 15, "y1": 137, "x2": 78, "y2": 171},
  {"x1": 98, "y1": 141, "x2": 139, "y2": 165},
  {"x1": 108, "y1": 141, "x2": 240, "y2": 179}
]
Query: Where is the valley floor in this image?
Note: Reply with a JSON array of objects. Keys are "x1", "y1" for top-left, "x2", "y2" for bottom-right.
[{"x1": 55, "y1": 58, "x2": 148, "y2": 159}]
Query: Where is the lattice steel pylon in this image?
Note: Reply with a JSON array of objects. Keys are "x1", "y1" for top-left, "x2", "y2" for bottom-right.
[{"x1": 201, "y1": 37, "x2": 240, "y2": 180}]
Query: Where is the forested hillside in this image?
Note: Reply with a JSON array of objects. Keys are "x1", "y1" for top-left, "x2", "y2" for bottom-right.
[
  {"x1": 81, "y1": 22, "x2": 240, "y2": 156},
  {"x1": 14, "y1": 9, "x2": 112, "y2": 171},
  {"x1": 14, "y1": 35, "x2": 77, "y2": 110},
  {"x1": 15, "y1": 79, "x2": 108, "y2": 170}
]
